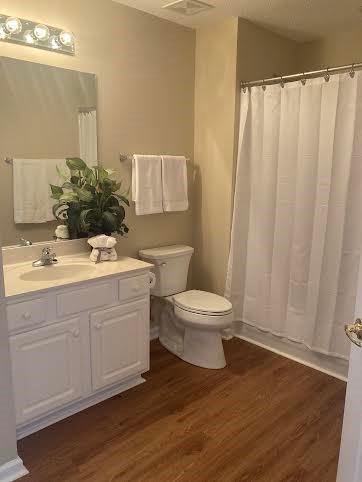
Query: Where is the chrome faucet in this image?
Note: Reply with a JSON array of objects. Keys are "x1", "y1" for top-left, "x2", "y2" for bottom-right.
[
  {"x1": 32, "y1": 247, "x2": 58, "y2": 267},
  {"x1": 19, "y1": 238, "x2": 32, "y2": 246}
]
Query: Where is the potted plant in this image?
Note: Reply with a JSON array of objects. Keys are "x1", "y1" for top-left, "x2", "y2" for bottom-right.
[{"x1": 50, "y1": 158, "x2": 129, "y2": 239}]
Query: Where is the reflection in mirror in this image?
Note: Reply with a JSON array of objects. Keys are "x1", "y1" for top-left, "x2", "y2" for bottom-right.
[{"x1": 0, "y1": 56, "x2": 97, "y2": 246}]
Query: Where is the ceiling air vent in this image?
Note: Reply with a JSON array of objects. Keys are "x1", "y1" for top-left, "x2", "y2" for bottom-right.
[{"x1": 162, "y1": 0, "x2": 214, "y2": 16}]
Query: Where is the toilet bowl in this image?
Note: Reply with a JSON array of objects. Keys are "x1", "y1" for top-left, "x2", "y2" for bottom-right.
[{"x1": 139, "y1": 245, "x2": 233, "y2": 369}]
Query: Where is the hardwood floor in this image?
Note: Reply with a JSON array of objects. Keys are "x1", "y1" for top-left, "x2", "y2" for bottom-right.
[{"x1": 18, "y1": 338, "x2": 346, "y2": 482}]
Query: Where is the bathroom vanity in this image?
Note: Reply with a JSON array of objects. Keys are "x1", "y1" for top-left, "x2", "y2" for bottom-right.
[{"x1": 3, "y1": 242, "x2": 153, "y2": 439}]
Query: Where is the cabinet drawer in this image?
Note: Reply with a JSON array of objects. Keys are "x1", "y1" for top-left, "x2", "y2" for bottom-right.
[
  {"x1": 57, "y1": 281, "x2": 116, "y2": 318},
  {"x1": 7, "y1": 298, "x2": 46, "y2": 332},
  {"x1": 119, "y1": 275, "x2": 150, "y2": 302}
]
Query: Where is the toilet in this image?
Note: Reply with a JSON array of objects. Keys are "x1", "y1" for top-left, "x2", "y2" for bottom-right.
[{"x1": 139, "y1": 245, "x2": 233, "y2": 369}]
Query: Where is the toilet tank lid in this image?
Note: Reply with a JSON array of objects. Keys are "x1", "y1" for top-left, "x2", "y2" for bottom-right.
[{"x1": 139, "y1": 245, "x2": 194, "y2": 260}]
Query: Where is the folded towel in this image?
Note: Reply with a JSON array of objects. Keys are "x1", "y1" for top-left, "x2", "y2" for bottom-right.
[
  {"x1": 161, "y1": 155, "x2": 188, "y2": 212},
  {"x1": 88, "y1": 235, "x2": 117, "y2": 262},
  {"x1": 132, "y1": 155, "x2": 163, "y2": 215},
  {"x1": 13, "y1": 158, "x2": 68, "y2": 224}
]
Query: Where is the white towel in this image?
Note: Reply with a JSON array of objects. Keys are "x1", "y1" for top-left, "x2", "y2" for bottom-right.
[
  {"x1": 13, "y1": 159, "x2": 67, "y2": 224},
  {"x1": 88, "y1": 235, "x2": 117, "y2": 262},
  {"x1": 13, "y1": 159, "x2": 48, "y2": 224},
  {"x1": 161, "y1": 155, "x2": 188, "y2": 212},
  {"x1": 132, "y1": 155, "x2": 163, "y2": 215}
]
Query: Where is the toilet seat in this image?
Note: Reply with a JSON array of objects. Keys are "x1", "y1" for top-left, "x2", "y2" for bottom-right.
[{"x1": 173, "y1": 290, "x2": 232, "y2": 316}]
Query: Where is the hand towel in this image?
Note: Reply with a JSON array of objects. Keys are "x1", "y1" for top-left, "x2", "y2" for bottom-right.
[
  {"x1": 88, "y1": 234, "x2": 117, "y2": 262},
  {"x1": 13, "y1": 159, "x2": 68, "y2": 224},
  {"x1": 132, "y1": 155, "x2": 163, "y2": 215},
  {"x1": 13, "y1": 159, "x2": 49, "y2": 223},
  {"x1": 161, "y1": 155, "x2": 188, "y2": 212}
]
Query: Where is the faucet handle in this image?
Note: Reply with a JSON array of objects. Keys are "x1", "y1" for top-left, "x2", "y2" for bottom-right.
[{"x1": 42, "y1": 246, "x2": 52, "y2": 255}]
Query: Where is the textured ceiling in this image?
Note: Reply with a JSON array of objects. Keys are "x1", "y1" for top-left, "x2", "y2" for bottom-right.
[{"x1": 112, "y1": 0, "x2": 362, "y2": 42}]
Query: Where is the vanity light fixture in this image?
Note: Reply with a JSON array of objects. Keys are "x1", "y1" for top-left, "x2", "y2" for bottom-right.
[{"x1": 0, "y1": 14, "x2": 75, "y2": 55}]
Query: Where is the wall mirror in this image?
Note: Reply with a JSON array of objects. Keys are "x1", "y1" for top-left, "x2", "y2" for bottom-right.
[{"x1": 0, "y1": 56, "x2": 98, "y2": 246}]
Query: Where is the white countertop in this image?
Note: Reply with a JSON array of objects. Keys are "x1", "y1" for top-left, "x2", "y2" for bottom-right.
[{"x1": 4, "y1": 253, "x2": 153, "y2": 298}]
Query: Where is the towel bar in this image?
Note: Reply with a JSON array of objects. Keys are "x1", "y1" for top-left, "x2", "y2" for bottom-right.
[{"x1": 120, "y1": 154, "x2": 190, "y2": 162}]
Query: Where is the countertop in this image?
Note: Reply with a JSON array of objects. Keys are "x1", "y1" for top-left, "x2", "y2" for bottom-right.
[{"x1": 4, "y1": 253, "x2": 153, "y2": 298}]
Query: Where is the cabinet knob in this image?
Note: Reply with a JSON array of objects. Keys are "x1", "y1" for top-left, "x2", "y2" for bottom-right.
[
  {"x1": 22, "y1": 312, "x2": 31, "y2": 320},
  {"x1": 71, "y1": 328, "x2": 80, "y2": 338},
  {"x1": 95, "y1": 322, "x2": 102, "y2": 330}
]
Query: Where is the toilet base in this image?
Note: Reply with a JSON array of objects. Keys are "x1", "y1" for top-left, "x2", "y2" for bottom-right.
[
  {"x1": 153, "y1": 296, "x2": 229, "y2": 370},
  {"x1": 181, "y1": 327, "x2": 226, "y2": 369}
]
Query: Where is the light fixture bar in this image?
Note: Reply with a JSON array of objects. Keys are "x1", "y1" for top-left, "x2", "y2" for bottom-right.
[{"x1": 0, "y1": 14, "x2": 75, "y2": 55}]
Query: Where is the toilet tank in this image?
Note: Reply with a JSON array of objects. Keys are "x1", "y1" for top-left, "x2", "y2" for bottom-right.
[{"x1": 139, "y1": 245, "x2": 194, "y2": 297}]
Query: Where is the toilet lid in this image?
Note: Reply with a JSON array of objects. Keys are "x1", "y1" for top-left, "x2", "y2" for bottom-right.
[{"x1": 173, "y1": 290, "x2": 232, "y2": 315}]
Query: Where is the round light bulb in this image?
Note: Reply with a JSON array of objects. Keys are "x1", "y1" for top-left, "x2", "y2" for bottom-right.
[
  {"x1": 59, "y1": 31, "x2": 74, "y2": 47},
  {"x1": 5, "y1": 17, "x2": 22, "y2": 35},
  {"x1": 23, "y1": 29, "x2": 37, "y2": 44},
  {"x1": 0, "y1": 23, "x2": 9, "y2": 40},
  {"x1": 33, "y1": 24, "x2": 50, "y2": 41},
  {"x1": 49, "y1": 35, "x2": 61, "y2": 50}
]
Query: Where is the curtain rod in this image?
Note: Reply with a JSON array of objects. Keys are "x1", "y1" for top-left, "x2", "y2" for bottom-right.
[{"x1": 241, "y1": 62, "x2": 362, "y2": 90}]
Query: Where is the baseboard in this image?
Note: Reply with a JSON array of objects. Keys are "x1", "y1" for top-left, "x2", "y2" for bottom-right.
[
  {"x1": 17, "y1": 375, "x2": 145, "y2": 440},
  {"x1": 234, "y1": 322, "x2": 348, "y2": 381},
  {"x1": 150, "y1": 324, "x2": 159, "y2": 341},
  {"x1": 0, "y1": 457, "x2": 28, "y2": 482}
]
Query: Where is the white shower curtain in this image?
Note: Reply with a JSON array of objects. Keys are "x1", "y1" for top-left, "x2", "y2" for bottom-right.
[
  {"x1": 225, "y1": 72, "x2": 362, "y2": 360},
  {"x1": 78, "y1": 110, "x2": 98, "y2": 167}
]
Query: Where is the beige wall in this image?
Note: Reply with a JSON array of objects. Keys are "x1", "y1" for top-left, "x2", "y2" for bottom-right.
[
  {"x1": 193, "y1": 18, "x2": 239, "y2": 295},
  {"x1": 0, "y1": 0, "x2": 195, "y2": 258},
  {"x1": 298, "y1": 26, "x2": 362, "y2": 72},
  {"x1": 193, "y1": 17, "x2": 298, "y2": 295}
]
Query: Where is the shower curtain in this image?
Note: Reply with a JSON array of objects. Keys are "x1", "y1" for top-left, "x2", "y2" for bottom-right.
[
  {"x1": 225, "y1": 72, "x2": 362, "y2": 360},
  {"x1": 78, "y1": 110, "x2": 98, "y2": 167}
]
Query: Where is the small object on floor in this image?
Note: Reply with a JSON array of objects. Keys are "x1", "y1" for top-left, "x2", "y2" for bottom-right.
[{"x1": 88, "y1": 234, "x2": 117, "y2": 263}]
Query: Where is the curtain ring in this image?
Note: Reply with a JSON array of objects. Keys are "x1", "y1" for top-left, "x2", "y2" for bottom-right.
[
  {"x1": 280, "y1": 75, "x2": 285, "y2": 88},
  {"x1": 301, "y1": 73, "x2": 306, "y2": 86},
  {"x1": 324, "y1": 68, "x2": 330, "y2": 82},
  {"x1": 350, "y1": 63, "x2": 356, "y2": 78},
  {"x1": 241, "y1": 81, "x2": 247, "y2": 93},
  {"x1": 262, "y1": 79, "x2": 266, "y2": 91}
]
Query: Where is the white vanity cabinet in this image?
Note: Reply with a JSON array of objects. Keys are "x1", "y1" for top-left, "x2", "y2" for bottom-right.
[{"x1": 5, "y1": 262, "x2": 152, "y2": 440}]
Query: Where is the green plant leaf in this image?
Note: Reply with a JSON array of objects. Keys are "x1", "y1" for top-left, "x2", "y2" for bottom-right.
[
  {"x1": 79, "y1": 208, "x2": 95, "y2": 230},
  {"x1": 66, "y1": 158, "x2": 87, "y2": 171},
  {"x1": 53, "y1": 201, "x2": 69, "y2": 220},
  {"x1": 62, "y1": 181, "x2": 77, "y2": 190},
  {"x1": 101, "y1": 211, "x2": 118, "y2": 234},
  {"x1": 74, "y1": 187, "x2": 94, "y2": 202},
  {"x1": 113, "y1": 193, "x2": 130, "y2": 206},
  {"x1": 96, "y1": 167, "x2": 109, "y2": 183},
  {"x1": 111, "y1": 181, "x2": 122, "y2": 192},
  {"x1": 56, "y1": 164, "x2": 68, "y2": 181},
  {"x1": 84, "y1": 167, "x2": 96, "y2": 185},
  {"x1": 50, "y1": 184, "x2": 64, "y2": 200},
  {"x1": 60, "y1": 192, "x2": 79, "y2": 202}
]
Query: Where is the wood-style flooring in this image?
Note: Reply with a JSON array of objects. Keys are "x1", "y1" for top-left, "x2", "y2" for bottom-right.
[{"x1": 18, "y1": 338, "x2": 346, "y2": 482}]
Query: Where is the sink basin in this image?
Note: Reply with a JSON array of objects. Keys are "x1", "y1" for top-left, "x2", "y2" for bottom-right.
[{"x1": 20, "y1": 264, "x2": 96, "y2": 282}]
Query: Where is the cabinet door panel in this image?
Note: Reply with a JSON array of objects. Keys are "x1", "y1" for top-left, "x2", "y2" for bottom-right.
[
  {"x1": 90, "y1": 299, "x2": 149, "y2": 390},
  {"x1": 10, "y1": 318, "x2": 83, "y2": 424}
]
